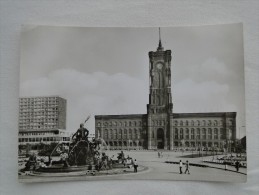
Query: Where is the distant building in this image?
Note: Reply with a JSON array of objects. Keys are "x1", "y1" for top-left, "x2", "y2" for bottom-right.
[
  {"x1": 18, "y1": 96, "x2": 69, "y2": 146},
  {"x1": 18, "y1": 129, "x2": 71, "y2": 147},
  {"x1": 19, "y1": 96, "x2": 66, "y2": 131},
  {"x1": 95, "y1": 32, "x2": 236, "y2": 151}
]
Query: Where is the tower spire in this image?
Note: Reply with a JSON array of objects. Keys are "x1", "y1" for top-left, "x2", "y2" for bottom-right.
[{"x1": 157, "y1": 27, "x2": 163, "y2": 51}]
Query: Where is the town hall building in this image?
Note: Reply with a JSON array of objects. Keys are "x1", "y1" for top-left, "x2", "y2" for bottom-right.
[{"x1": 95, "y1": 31, "x2": 236, "y2": 151}]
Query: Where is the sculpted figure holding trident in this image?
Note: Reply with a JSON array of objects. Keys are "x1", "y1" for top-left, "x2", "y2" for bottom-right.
[
  {"x1": 72, "y1": 116, "x2": 90, "y2": 143},
  {"x1": 72, "y1": 123, "x2": 89, "y2": 142}
]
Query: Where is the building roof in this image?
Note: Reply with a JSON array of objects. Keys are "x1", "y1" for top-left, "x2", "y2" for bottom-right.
[
  {"x1": 173, "y1": 112, "x2": 236, "y2": 118},
  {"x1": 95, "y1": 114, "x2": 146, "y2": 120}
]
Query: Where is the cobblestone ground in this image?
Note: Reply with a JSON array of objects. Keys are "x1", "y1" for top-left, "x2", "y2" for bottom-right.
[{"x1": 19, "y1": 150, "x2": 246, "y2": 183}]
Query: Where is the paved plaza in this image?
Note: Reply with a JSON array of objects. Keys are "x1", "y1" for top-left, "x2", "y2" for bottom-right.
[{"x1": 19, "y1": 150, "x2": 246, "y2": 183}]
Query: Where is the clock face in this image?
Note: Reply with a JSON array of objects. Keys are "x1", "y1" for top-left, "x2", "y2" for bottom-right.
[{"x1": 156, "y1": 63, "x2": 163, "y2": 70}]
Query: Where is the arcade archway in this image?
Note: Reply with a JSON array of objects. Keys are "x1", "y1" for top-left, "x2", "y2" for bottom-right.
[{"x1": 157, "y1": 128, "x2": 164, "y2": 149}]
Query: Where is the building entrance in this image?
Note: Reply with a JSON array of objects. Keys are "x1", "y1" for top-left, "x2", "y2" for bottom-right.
[{"x1": 157, "y1": 128, "x2": 164, "y2": 149}]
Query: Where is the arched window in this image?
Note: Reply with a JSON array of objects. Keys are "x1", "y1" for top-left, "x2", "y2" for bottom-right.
[
  {"x1": 191, "y1": 128, "x2": 194, "y2": 139},
  {"x1": 197, "y1": 120, "x2": 200, "y2": 126},
  {"x1": 185, "y1": 128, "x2": 189, "y2": 139},
  {"x1": 180, "y1": 128, "x2": 183, "y2": 139},
  {"x1": 119, "y1": 129, "x2": 123, "y2": 139},
  {"x1": 124, "y1": 129, "x2": 127, "y2": 139},
  {"x1": 180, "y1": 121, "x2": 183, "y2": 126},
  {"x1": 214, "y1": 128, "x2": 218, "y2": 139},
  {"x1": 129, "y1": 129, "x2": 132, "y2": 139},
  {"x1": 175, "y1": 128, "x2": 178, "y2": 139},
  {"x1": 197, "y1": 128, "x2": 200, "y2": 139},
  {"x1": 191, "y1": 120, "x2": 194, "y2": 126},
  {"x1": 208, "y1": 128, "x2": 212, "y2": 140},
  {"x1": 202, "y1": 128, "x2": 206, "y2": 139},
  {"x1": 114, "y1": 129, "x2": 117, "y2": 139},
  {"x1": 186, "y1": 121, "x2": 189, "y2": 126},
  {"x1": 109, "y1": 129, "x2": 113, "y2": 139},
  {"x1": 104, "y1": 129, "x2": 108, "y2": 139},
  {"x1": 202, "y1": 120, "x2": 206, "y2": 126},
  {"x1": 220, "y1": 128, "x2": 224, "y2": 139},
  {"x1": 139, "y1": 128, "x2": 142, "y2": 138},
  {"x1": 214, "y1": 120, "x2": 218, "y2": 126},
  {"x1": 174, "y1": 120, "x2": 178, "y2": 126}
]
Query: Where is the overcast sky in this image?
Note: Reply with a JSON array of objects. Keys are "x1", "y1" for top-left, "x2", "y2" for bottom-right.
[{"x1": 20, "y1": 24, "x2": 246, "y2": 138}]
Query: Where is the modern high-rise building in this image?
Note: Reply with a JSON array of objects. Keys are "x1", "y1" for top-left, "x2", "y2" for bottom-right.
[
  {"x1": 95, "y1": 32, "x2": 236, "y2": 151},
  {"x1": 18, "y1": 96, "x2": 69, "y2": 146},
  {"x1": 19, "y1": 96, "x2": 66, "y2": 131}
]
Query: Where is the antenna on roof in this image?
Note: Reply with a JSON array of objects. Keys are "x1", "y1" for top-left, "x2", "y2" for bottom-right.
[{"x1": 157, "y1": 27, "x2": 163, "y2": 51}]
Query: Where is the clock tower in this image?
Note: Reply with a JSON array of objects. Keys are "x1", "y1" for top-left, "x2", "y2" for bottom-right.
[{"x1": 147, "y1": 28, "x2": 173, "y2": 150}]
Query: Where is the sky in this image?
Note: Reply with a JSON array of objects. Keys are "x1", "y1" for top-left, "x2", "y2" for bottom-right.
[{"x1": 20, "y1": 24, "x2": 246, "y2": 138}]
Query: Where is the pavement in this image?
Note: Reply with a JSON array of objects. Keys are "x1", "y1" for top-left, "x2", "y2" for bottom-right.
[{"x1": 18, "y1": 150, "x2": 247, "y2": 183}]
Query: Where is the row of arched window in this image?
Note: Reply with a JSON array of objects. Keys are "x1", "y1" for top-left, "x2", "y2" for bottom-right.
[
  {"x1": 97, "y1": 121, "x2": 143, "y2": 127},
  {"x1": 174, "y1": 128, "x2": 224, "y2": 140},
  {"x1": 102, "y1": 128, "x2": 143, "y2": 140},
  {"x1": 107, "y1": 140, "x2": 144, "y2": 147},
  {"x1": 174, "y1": 141, "x2": 223, "y2": 148},
  {"x1": 174, "y1": 119, "x2": 227, "y2": 127},
  {"x1": 152, "y1": 120, "x2": 165, "y2": 126}
]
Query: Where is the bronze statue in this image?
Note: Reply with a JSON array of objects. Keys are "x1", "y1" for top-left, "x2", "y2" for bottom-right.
[{"x1": 72, "y1": 123, "x2": 89, "y2": 142}]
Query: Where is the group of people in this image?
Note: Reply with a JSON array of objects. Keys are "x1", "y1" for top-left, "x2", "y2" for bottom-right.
[
  {"x1": 117, "y1": 151, "x2": 138, "y2": 173},
  {"x1": 178, "y1": 158, "x2": 242, "y2": 175},
  {"x1": 179, "y1": 160, "x2": 190, "y2": 174},
  {"x1": 94, "y1": 152, "x2": 113, "y2": 171},
  {"x1": 157, "y1": 151, "x2": 163, "y2": 158},
  {"x1": 224, "y1": 160, "x2": 241, "y2": 172}
]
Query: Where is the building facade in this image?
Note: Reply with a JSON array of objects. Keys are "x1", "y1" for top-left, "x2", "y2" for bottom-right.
[
  {"x1": 95, "y1": 36, "x2": 236, "y2": 151},
  {"x1": 19, "y1": 96, "x2": 66, "y2": 131},
  {"x1": 18, "y1": 129, "x2": 71, "y2": 147},
  {"x1": 18, "y1": 96, "x2": 69, "y2": 146}
]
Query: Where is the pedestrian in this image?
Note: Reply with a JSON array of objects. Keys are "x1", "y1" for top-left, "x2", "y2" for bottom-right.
[
  {"x1": 133, "y1": 159, "x2": 138, "y2": 173},
  {"x1": 158, "y1": 151, "x2": 160, "y2": 158},
  {"x1": 184, "y1": 160, "x2": 190, "y2": 174},
  {"x1": 235, "y1": 161, "x2": 240, "y2": 172},
  {"x1": 60, "y1": 152, "x2": 69, "y2": 168},
  {"x1": 179, "y1": 160, "x2": 183, "y2": 174},
  {"x1": 224, "y1": 160, "x2": 228, "y2": 170}
]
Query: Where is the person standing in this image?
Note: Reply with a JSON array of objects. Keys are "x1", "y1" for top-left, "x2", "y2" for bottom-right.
[
  {"x1": 235, "y1": 161, "x2": 240, "y2": 172},
  {"x1": 158, "y1": 151, "x2": 160, "y2": 158},
  {"x1": 179, "y1": 160, "x2": 183, "y2": 174},
  {"x1": 184, "y1": 160, "x2": 190, "y2": 174},
  {"x1": 133, "y1": 159, "x2": 138, "y2": 173},
  {"x1": 224, "y1": 160, "x2": 228, "y2": 170}
]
